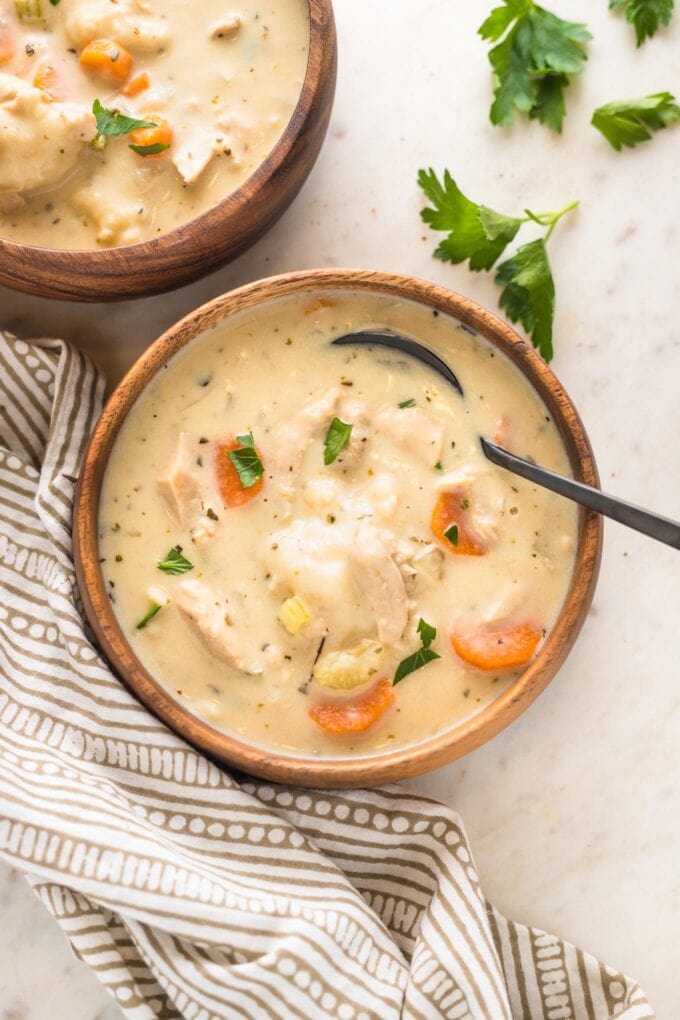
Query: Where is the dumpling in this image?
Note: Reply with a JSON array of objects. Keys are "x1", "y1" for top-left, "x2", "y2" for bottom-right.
[{"x1": 0, "y1": 73, "x2": 95, "y2": 196}]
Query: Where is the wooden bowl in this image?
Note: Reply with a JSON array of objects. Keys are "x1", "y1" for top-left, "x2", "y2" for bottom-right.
[
  {"x1": 74, "y1": 269, "x2": 602, "y2": 787},
  {"x1": 0, "y1": 1, "x2": 336, "y2": 303}
]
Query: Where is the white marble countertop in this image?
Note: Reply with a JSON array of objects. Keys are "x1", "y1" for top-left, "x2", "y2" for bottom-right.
[{"x1": 1, "y1": 1, "x2": 678, "y2": 1017}]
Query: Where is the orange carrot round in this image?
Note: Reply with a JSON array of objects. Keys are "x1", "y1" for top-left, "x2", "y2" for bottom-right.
[
  {"x1": 122, "y1": 71, "x2": 149, "y2": 97},
  {"x1": 80, "y1": 39, "x2": 132, "y2": 82},
  {"x1": 431, "y1": 491, "x2": 486, "y2": 556},
  {"x1": 129, "y1": 116, "x2": 173, "y2": 157},
  {"x1": 215, "y1": 436, "x2": 264, "y2": 508},
  {"x1": 33, "y1": 62, "x2": 64, "y2": 101},
  {"x1": 451, "y1": 622, "x2": 541, "y2": 671},
  {"x1": 309, "y1": 678, "x2": 394, "y2": 735}
]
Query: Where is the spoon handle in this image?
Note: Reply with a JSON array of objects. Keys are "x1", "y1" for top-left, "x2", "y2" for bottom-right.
[{"x1": 481, "y1": 438, "x2": 680, "y2": 550}]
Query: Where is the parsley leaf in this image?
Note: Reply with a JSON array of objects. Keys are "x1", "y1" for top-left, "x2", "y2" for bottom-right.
[
  {"x1": 419, "y1": 169, "x2": 522, "y2": 270},
  {"x1": 609, "y1": 0, "x2": 674, "y2": 45},
  {"x1": 591, "y1": 92, "x2": 680, "y2": 150},
  {"x1": 129, "y1": 141, "x2": 171, "y2": 156},
  {"x1": 479, "y1": 1, "x2": 591, "y2": 132},
  {"x1": 157, "y1": 546, "x2": 194, "y2": 575},
  {"x1": 496, "y1": 238, "x2": 555, "y2": 361},
  {"x1": 394, "y1": 618, "x2": 441, "y2": 684},
  {"x1": 444, "y1": 524, "x2": 459, "y2": 547},
  {"x1": 323, "y1": 417, "x2": 353, "y2": 465},
  {"x1": 228, "y1": 432, "x2": 264, "y2": 488},
  {"x1": 417, "y1": 618, "x2": 437, "y2": 648},
  {"x1": 92, "y1": 99, "x2": 155, "y2": 138},
  {"x1": 136, "y1": 603, "x2": 162, "y2": 630},
  {"x1": 419, "y1": 168, "x2": 577, "y2": 360}
]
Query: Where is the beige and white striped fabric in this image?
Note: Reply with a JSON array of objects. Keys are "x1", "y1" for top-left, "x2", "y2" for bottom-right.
[{"x1": 0, "y1": 332, "x2": 654, "y2": 1020}]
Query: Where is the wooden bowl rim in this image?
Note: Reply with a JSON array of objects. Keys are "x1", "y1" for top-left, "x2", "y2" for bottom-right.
[
  {"x1": 0, "y1": 0, "x2": 332, "y2": 272},
  {"x1": 74, "y1": 268, "x2": 602, "y2": 788}
]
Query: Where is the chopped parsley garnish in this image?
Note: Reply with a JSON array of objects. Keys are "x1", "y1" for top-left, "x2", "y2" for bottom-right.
[
  {"x1": 323, "y1": 417, "x2": 353, "y2": 465},
  {"x1": 418, "y1": 168, "x2": 578, "y2": 361},
  {"x1": 434, "y1": 460, "x2": 443, "y2": 471},
  {"x1": 591, "y1": 92, "x2": 680, "y2": 150},
  {"x1": 228, "y1": 432, "x2": 264, "y2": 488},
  {"x1": 479, "y1": 1, "x2": 591, "y2": 133},
  {"x1": 444, "y1": 524, "x2": 459, "y2": 547},
  {"x1": 609, "y1": 0, "x2": 674, "y2": 46},
  {"x1": 92, "y1": 99, "x2": 156, "y2": 138},
  {"x1": 129, "y1": 141, "x2": 171, "y2": 157},
  {"x1": 461, "y1": 498, "x2": 471, "y2": 509},
  {"x1": 157, "y1": 546, "x2": 194, "y2": 575},
  {"x1": 136, "y1": 603, "x2": 162, "y2": 630},
  {"x1": 419, "y1": 168, "x2": 522, "y2": 271},
  {"x1": 394, "y1": 618, "x2": 441, "y2": 685},
  {"x1": 398, "y1": 398, "x2": 417, "y2": 409}
]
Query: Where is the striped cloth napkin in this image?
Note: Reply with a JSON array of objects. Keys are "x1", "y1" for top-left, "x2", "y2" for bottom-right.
[{"x1": 0, "y1": 331, "x2": 654, "y2": 1020}]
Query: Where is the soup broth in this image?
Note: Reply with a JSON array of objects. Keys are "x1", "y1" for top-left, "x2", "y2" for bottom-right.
[{"x1": 99, "y1": 290, "x2": 578, "y2": 757}]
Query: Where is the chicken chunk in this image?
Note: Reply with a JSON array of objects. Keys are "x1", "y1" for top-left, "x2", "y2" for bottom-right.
[
  {"x1": 63, "y1": 0, "x2": 170, "y2": 52},
  {"x1": 375, "y1": 405, "x2": 444, "y2": 464},
  {"x1": 270, "y1": 388, "x2": 339, "y2": 499},
  {"x1": 0, "y1": 74, "x2": 96, "y2": 196},
  {"x1": 171, "y1": 126, "x2": 229, "y2": 185},
  {"x1": 175, "y1": 579, "x2": 261, "y2": 675},
  {"x1": 350, "y1": 523, "x2": 409, "y2": 645},
  {"x1": 210, "y1": 13, "x2": 242, "y2": 39},
  {"x1": 158, "y1": 433, "x2": 216, "y2": 542}
]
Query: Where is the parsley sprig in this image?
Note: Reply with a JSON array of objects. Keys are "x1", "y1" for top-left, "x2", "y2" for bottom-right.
[
  {"x1": 323, "y1": 417, "x2": 353, "y2": 465},
  {"x1": 479, "y1": 0, "x2": 591, "y2": 133},
  {"x1": 157, "y1": 546, "x2": 194, "y2": 575},
  {"x1": 228, "y1": 433, "x2": 264, "y2": 489},
  {"x1": 419, "y1": 169, "x2": 578, "y2": 360},
  {"x1": 92, "y1": 100, "x2": 156, "y2": 138},
  {"x1": 592, "y1": 92, "x2": 680, "y2": 150},
  {"x1": 609, "y1": 0, "x2": 674, "y2": 46},
  {"x1": 394, "y1": 618, "x2": 441, "y2": 685}
]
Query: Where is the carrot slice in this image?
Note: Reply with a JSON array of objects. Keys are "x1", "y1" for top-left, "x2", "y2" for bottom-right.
[
  {"x1": 33, "y1": 62, "x2": 64, "y2": 100},
  {"x1": 129, "y1": 116, "x2": 173, "y2": 157},
  {"x1": 122, "y1": 71, "x2": 149, "y2": 97},
  {"x1": 215, "y1": 436, "x2": 264, "y2": 508},
  {"x1": 309, "y1": 678, "x2": 394, "y2": 735},
  {"x1": 451, "y1": 622, "x2": 541, "y2": 671},
  {"x1": 0, "y1": 22, "x2": 15, "y2": 64},
  {"x1": 80, "y1": 39, "x2": 132, "y2": 82},
  {"x1": 431, "y1": 490, "x2": 486, "y2": 556}
]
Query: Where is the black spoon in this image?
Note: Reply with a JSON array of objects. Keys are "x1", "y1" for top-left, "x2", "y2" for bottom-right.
[
  {"x1": 482, "y1": 438, "x2": 680, "y2": 550},
  {"x1": 332, "y1": 329, "x2": 464, "y2": 397},
  {"x1": 332, "y1": 329, "x2": 680, "y2": 550}
]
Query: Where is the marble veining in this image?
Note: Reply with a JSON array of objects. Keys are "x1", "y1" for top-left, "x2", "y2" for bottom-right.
[{"x1": 0, "y1": 1, "x2": 678, "y2": 1017}]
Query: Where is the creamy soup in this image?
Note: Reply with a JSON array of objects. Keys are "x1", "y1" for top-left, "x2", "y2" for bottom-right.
[
  {"x1": 99, "y1": 291, "x2": 578, "y2": 757},
  {"x1": 0, "y1": 0, "x2": 308, "y2": 248}
]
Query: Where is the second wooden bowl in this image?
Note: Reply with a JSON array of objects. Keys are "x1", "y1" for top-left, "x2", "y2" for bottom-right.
[
  {"x1": 0, "y1": 0, "x2": 337, "y2": 302},
  {"x1": 74, "y1": 269, "x2": 602, "y2": 787}
]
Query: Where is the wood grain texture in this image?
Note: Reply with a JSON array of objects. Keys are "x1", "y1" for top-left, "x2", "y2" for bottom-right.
[
  {"x1": 0, "y1": 0, "x2": 337, "y2": 303},
  {"x1": 74, "y1": 269, "x2": 602, "y2": 788}
]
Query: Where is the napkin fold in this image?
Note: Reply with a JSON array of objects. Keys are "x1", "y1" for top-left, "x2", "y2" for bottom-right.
[{"x1": 0, "y1": 332, "x2": 654, "y2": 1020}]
